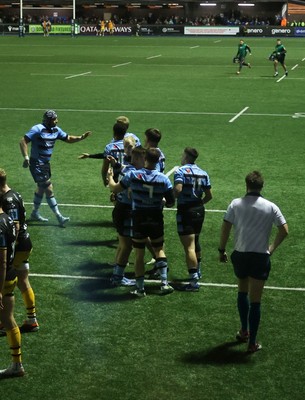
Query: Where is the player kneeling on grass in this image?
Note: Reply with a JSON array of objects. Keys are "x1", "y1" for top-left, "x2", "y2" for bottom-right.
[
  {"x1": 0, "y1": 196, "x2": 25, "y2": 379},
  {"x1": 108, "y1": 148, "x2": 175, "y2": 297},
  {"x1": 173, "y1": 148, "x2": 212, "y2": 292},
  {"x1": 218, "y1": 171, "x2": 288, "y2": 353}
]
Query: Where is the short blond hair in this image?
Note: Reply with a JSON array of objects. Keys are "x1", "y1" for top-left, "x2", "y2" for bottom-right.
[
  {"x1": 123, "y1": 136, "x2": 136, "y2": 156},
  {"x1": 116, "y1": 116, "x2": 130, "y2": 128}
]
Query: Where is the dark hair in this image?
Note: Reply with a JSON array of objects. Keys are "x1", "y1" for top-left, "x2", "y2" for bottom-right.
[
  {"x1": 113, "y1": 122, "x2": 127, "y2": 140},
  {"x1": 42, "y1": 109, "x2": 57, "y2": 127},
  {"x1": 0, "y1": 168, "x2": 7, "y2": 188},
  {"x1": 145, "y1": 148, "x2": 161, "y2": 164},
  {"x1": 131, "y1": 146, "x2": 146, "y2": 159},
  {"x1": 145, "y1": 128, "x2": 161, "y2": 144},
  {"x1": 184, "y1": 147, "x2": 198, "y2": 163},
  {"x1": 245, "y1": 171, "x2": 264, "y2": 191}
]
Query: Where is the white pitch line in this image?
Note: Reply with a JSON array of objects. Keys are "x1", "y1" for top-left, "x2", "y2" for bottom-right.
[
  {"x1": 229, "y1": 106, "x2": 249, "y2": 123},
  {"x1": 23, "y1": 201, "x2": 225, "y2": 213},
  {"x1": 146, "y1": 54, "x2": 162, "y2": 59},
  {"x1": 165, "y1": 166, "x2": 179, "y2": 177},
  {"x1": 112, "y1": 62, "x2": 132, "y2": 68},
  {"x1": 0, "y1": 107, "x2": 295, "y2": 118},
  {"x1": 28, "y1": 272, "x2": 305, "y2": 292},
  {"x1": 214, "y1": 40, "x2": 221, "y2": 43},
  {"x1": 291, "y1": 64, "x2": 299, "y2": 70},
  {"x1": 190, "y1": 46, "x2": 199, "y2": 49},
  {"x1": 65, "y1": 71, "x2": 91, "y2": 80},
  {"x1": 302, "y1": 58, "x2": 305, "y2": 61},
  {"x1": 276, "y1": 75, "x2": 286, "y2": 83}
]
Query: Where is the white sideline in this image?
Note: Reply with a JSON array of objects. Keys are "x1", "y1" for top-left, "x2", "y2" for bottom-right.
[
  {"x1": 23, "y1": 201, "x2": 226, "y2": 213},
  {"x1": 29, "y1": 273, "x2": 305, "y2": 292}
]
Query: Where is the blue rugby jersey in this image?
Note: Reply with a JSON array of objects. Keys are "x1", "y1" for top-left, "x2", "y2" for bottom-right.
[
  {"x1": 120, "y1": 168, "x2": 174, "y2": 210},
  {"x1": 156, "y1": 147, "x2": 165, "y2": 173},
  {"x1": 110, "y1": 132, "x2": 141, "y2": 147},
  {"x1": 104, "y1": 139, "x2": 125, "y2": 164},
  {"x1": 174, "y1": 164, "x2": 211, "y2": 206},
  {"x1": 116, "y1": 163, "x2": 136, "y2": 205},
  {"x1": 25, "y1": 124, "x2": 68, "y2": 162}
]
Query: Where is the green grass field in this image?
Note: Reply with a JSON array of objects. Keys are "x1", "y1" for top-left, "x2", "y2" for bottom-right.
[{"x1": 0, "y1": 34, "x2": 305, "y2": 399}]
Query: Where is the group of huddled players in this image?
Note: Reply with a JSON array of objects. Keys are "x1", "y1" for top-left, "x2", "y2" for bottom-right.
[{"x1": 78, "y1": 115, "x2": 212, "y2": 297}]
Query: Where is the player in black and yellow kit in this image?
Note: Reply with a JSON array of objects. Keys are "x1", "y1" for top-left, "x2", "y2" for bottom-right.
[
  {"x1": 0, "y1": 195, "x2": 25, "y2": 378},
  {"x1": 0, "y1": 169, "x2": 38, "y2": 335}
]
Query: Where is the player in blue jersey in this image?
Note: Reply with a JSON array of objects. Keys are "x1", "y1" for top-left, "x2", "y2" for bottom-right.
[
  {"x1": 143, "y1": 128, "x2": 166, "y2": 269},
  {"x1": 144, "y1": 128, "x2": 165, "y2": 173},
  {"x1": 110, "y1": 146, "x2": 146, "y2": 286},
  {"x1": 174, "y1": 148, "x2": 212, "y2": 291},
  {"x1": 0, "y1": 169, "x2": 38, "y2": 335},
  {"x1": 108, "y1": 148, "x2": 175, "y2": 297},
  {"x1": 78, "y1": 116, "x2": 141, "y2": 161},
  {"x1": 0, "y1": 196, "x2": 25, "y2": 379},
  {"x1": 115, "y1": 116, "x2": 141, "y2": 147},
  {"x1": 101, "y1": 122, "x2": 127, "y2": 187},
  {"x1": 20, "y1": 110, "x2": 91, "y2": 227}
]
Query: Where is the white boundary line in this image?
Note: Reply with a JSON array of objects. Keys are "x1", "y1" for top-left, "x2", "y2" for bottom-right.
[
  {"x1": 1, "y1": 107, "x2": 296, "y2": 119},
  {"x1": 112, "y1": 62, "x2": 132, "y2": 68},
  {"x1": 190, "y1": 46, "x2": 199, "y2": 49},
  {"x1": 229, "y1": 106, "x2": 249, "y2": 123},
  {"x1": 65, "y1": 71, "x2": 91, "y2": 80},
  {"x1": 302, "y1": 58, "x2": 305, "y2": 61},
  {"x1": 23, "y1": 201, "x2": 226, "y2": 213},
  {"x1": 29, "y1": 273, "x2": 305, "y2": 292},
  {"x1": 146, "y1": 54, "x2": 162, "y2": 59},
  {"x1": 291, "y1": 64, "x2": 299, "y2": 70}
]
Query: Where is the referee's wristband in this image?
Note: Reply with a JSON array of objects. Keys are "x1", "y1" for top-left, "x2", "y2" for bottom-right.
[
  {"x1": 24, "y1": 155, "x2": 29, "y2": 161},
  {"x1": 218, "y1": 248, "x2": 226, "y2": 254}
]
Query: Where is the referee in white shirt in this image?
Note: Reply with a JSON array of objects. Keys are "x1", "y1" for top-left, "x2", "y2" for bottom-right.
[{"x1": 218, "y1": 171, "x2": 288, "y2": 353}]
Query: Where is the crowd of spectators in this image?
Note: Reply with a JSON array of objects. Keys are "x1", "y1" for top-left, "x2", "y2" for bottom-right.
[{"x1": 0, "y1": 12, "x2": 301, "y2": 27}]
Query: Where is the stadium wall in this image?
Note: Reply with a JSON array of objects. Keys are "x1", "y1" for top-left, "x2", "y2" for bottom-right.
[{"x1": 1, "y1": 23, "x2": 305, "y2": 37}]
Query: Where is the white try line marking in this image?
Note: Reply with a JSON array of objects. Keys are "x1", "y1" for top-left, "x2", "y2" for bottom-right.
[
  {"x1": 65, "y1": 71, "x2": 91, "y2": 80},
  {"x1": 23, "y1": 201, "x2": 226, "y2": 213},
  {"x1": 0, "y1": 107, "x2": 299, "y2": 119},
  {"x1": 291, "y1": 64, "x2": 299, "y2": 70},
  {"x1": 29, "y1": 272, "x2": 305, "y2": 292},
  {"x1": 229, "y1": 106, "x2": 249, "y2": 123},
  {"x1": 112, "y1": 62, "x2": 132, "y2": 68},
  {"x1": 146, "y1": 54, "x2": 162, "y2": 59},
  {"x1": 190, "y1": 46, "x2": 199, "y2": 49}
]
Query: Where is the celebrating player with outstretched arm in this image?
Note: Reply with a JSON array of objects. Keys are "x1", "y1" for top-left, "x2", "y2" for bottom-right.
[{"x1": 20, "y1": 110, "x2": 91, "y2": 227}]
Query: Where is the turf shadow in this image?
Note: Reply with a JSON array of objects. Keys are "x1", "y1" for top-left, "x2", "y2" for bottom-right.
[{"x1": 181, "y1": 341, "x2": 252, "y2": 365}]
